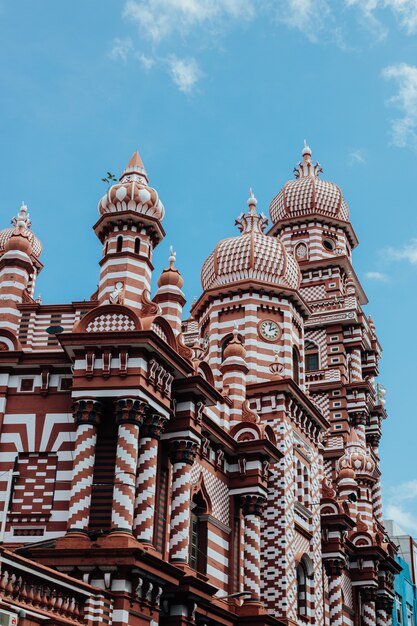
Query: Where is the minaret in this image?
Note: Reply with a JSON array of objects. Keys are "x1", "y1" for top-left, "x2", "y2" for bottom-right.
[
  {"x1": 219, "y1": 325, "x2": 248, "y2": 426},
  {"x1": 153, "y1": 247, "x2": 185, "y2": 335},
  {"x1": 0, "y1": 204, "x2": 42, "y2": 333},
  {"x1": 95, "y1": 150, "x2": 165, "y2": 311}
]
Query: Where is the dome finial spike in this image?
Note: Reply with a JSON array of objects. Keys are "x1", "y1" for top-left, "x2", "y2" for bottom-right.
[
  {"x1": 302, "y1": 139, "x2": 312, "y2": 158},
  {"x1": 12, "y1": 202, "x2": 31, "y2": 230},
  {"x1": 169, "y1": 245, "x2": 176, "y2": 268},
  {"x1": 247, "y1": 187, "x2": 258, "y2": 211}
]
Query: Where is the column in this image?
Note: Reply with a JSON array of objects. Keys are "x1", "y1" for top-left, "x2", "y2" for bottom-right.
[
  {"x1": 67, "y1": 399, "x2": 102, "y2": 533},
  {"x1": 376, "y1": 597, "x2": 392, "y2": 626},
  {"x1": 168, "y1": 439, "x2": 198, "y2": 563},
  {"x1": 133, "y1": 409, "x2": 167, "y2": 544},
  {"x1": 241, "y1": 494, "x2": 266, "y2": 602},
  {"x1": 362, "y1": 588, "x2": 377, "y2": 626},
  {"x1": 324, "y1": 559, "x2": 345, "y2": 626},
  {"x1": 111, "y1": 398, "x2": 145, "y2": 534}
]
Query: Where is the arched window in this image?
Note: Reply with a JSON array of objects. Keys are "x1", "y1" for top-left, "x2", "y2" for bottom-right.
[
  {"x1": 305, "y1": 341, "x2": 319, "y2": 372},
  {"x1": 296, "y1": 562, "x2": 307, "y2": 616},
  {"x1": 189, "y1": 491, "x2": 208, "y2": 573},
  {"x1": 116, "y1": 236, "x2": 123, "y2": 253},
  {"x1": 105, "y1": 241, "x2": 108, "y2": 255},
  {"x1": 292, "y1": 346, "x2": 300, "y2": 385},
  {"x1": 303, "y1": 466, "x2": 310, "y2": 506},
  {"x1": 296, "y1": 555, "x2": 314, "y2": 617},
  {"x1": 134, "y1": 238, "x2": 140, "y2": 254}
]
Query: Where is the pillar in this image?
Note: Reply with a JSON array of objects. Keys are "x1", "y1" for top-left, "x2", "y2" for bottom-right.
[
  {"x1": 67, "y1": 399, "x2": 102, "y2": 534},
  {"x1": 241, "y1": 494, "x2": 266, "y2": 602},
  {"x1": 325, "y1": 559, "x2": 345, "y2": 626},
  {"x1": 110, "y1": 398, "x2": 145, "y2": 534},
  {"x1": 168, "y1": 439, "x2": 198, "y2": 564},
  {"x1": 133, "y1": 409, "x2": 167, "y2": 544},
  {"x1": 362, "y1": 588, "x2": 377, "y2": 626}
]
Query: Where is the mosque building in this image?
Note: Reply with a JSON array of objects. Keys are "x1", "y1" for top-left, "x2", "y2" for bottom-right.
[{"x1": 0, "y1": 144, "x2": 399, "y2": 626}]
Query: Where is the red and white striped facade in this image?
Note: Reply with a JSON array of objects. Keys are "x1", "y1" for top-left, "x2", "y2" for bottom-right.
[{"x1": 0, "y1": 146, "x2": 399, "y2": 626}]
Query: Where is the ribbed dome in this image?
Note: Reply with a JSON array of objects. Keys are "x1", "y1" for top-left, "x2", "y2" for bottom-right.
[
  {"x1": 98, "y1": 151, "x2": 164, "y2": 221},
  {"x1": 201, "y1": 192, "x2": 300, "y2": 291},
  {"x1": 269, "y1": 142, "x2": 350, "y2": 224},
  {"x1": 0, "y1": 204, "x2": 42, "y2": 258}
]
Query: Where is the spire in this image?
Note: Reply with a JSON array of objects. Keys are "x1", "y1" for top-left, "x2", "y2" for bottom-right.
[
  {"x1": 294, "y1": 140, "x2": 322, "y2": 179},
  {"x1": 235, "y1": 189, "x2": 268, "y2": 235},
  {"x1": 120, "y1": 150, "x2": 148, "y2": 184}
]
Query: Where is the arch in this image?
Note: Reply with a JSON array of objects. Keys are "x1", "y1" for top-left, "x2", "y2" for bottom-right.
[
  {"x1": 0, "y1": 330, "x2": 22, "y2": 351},
  {"x1": 190, "y1": 473, "x2": 212, "y2": 515},
  {"x1": 294, "y1": 241, "x2": 309, "y2": 261},
  {"x1": 197, "y1": 361, "x2": 215, "y2": 387},
  {"x1": 74, "y1": 304, "x2": 141, "y2": 334},
  {"x1": 295, "y1": 553, "x2": 314, "y2": 617},
  {"x1": 141, "y1": 315, "x2": 177, "y2": 350},
  {"x1": 134, "y1": 237, "x2": 140, "y2": 254},
  {"x1": 292, "y1": 345, "x2": 300, "y2": 385},
  {"x1": 230, "y1": 422, "x2": 263, "y2": 443},
  {"x1": 189, "y1": 476, "x2": 211, "y2": 573},
  {"x1": 116, "y1": 235, "x2": 123, "y2": 253},
  {"x1": 264, "y1": 425, "x2": 277, "y2": 446}
]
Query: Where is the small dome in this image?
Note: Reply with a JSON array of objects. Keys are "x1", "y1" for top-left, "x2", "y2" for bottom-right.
[
  {"x1": 157, "y1": 247, "x2": 184, "y2": 290},
  {"x1": 269, "y1": 143, "x2": 349, "y2": 225},
  {"x1": 98, "y1": 151, "x2": 164, "y2": 220},
  {"x1": 223, "y1": 327, "x2": 246, "y2": 360},
  {"x1": 0, "y1": 204, "x2": 42, "y2": 258},
  {"x1": 202, "y1": 191, "x2": 300, "y2": 291}
]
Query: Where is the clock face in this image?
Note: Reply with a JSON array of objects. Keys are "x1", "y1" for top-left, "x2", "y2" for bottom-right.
[{"x1": 259, "y1": 319, "x2": 281, "y2": 342}]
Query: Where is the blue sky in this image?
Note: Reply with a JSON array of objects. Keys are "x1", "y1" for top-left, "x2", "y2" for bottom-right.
[{"x1": 1, "y1": 0, "x2": 417, "y2": 537}]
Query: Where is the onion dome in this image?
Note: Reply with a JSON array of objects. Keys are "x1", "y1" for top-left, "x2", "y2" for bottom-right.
[
  {"x1": 0, "y1": 204, "x2": 42, "y2": 258},
  {"x1": 337, "y1": 428, "x2": 376, "y2": 481},
  {"x1": 269, "y1": 141, "x2": 350, "y2": 224},
  {"x1": 201, "y1": 190, "x2": 300, "y2": 291},
  {"x1": 223, "y1": 325, "x2": 246, "y2": 361},
  {"x1": 98, "y1": 150, "x2": 164, "y2": 220},
  {"x1": 157, "y1": 246, "x2": 184, "y2": 290}
]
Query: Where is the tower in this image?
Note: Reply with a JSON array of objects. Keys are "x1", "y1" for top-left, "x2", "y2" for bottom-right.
[{"x1": 95, "y1": 151, "x2": 165, "y2": 311}]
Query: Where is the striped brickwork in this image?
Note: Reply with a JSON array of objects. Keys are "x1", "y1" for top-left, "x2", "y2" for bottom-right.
[
  {"x1": 110, "y1": 398, "x2": 145, "y2": 533},
  {"x1": 363, "y1": 596, "x2": 377, "y2": 626},
  {"x1": 241, "y1": 495, "x2": 265, "y2": 601},
  {"x1": 279, "y1": 223, "x2": 350, "y2": 264},
  {"x1": 98, "y1": 226, "x2": 154, "y2": 310},
  {"x1": 133, "y1": 411, "x2": 167, "y2": 543},
  {"x1": 0, "y1": 263, "x2": 31, "y2": 332},
  {"x1": 67, "y1": 399, "x2": 102, "y2": 533},
  {"x1": 168, "y1": 439, "x2": 198, "y2": 563}
]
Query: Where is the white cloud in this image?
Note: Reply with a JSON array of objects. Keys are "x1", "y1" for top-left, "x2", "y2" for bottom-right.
[
  {"x1": 385, "y1": 0, "x2": 417, "y2": 34},
  {"x1": 349, "y1": 149, "x2": 366, "y2": 165},
  {"x1": 167, "y1": 56, "x2": 202, "y2": 93},
  {"x1": 365, "y1": 271, "x2": 388, "y2": 281},
  {"x1": 344, "y1": 0, "x2": 417, "y2": 37},
  {"x1": 136, "y1": 53, "x2": 155, "y2": 70},
  {"x1": 123, "y1": 0, "x2": 257, "y2": 42},
  {"x1": 383, "y1": 63, "x2": 417, "y2": 150},
  {"x1": 275, "y1": 0, "x2": 334, "y2": 43},
  {"x1": 385, "y1": 503, "x2": 417, "y2": 535},
  {"x1": 386, "y1": 238, "x2": 417, "y2": 264},
  {"x1": 108, "y1": 37, "x2": 133, "y2": 62},
  {"x1": 385, "y1": 479, "x2": 417, "y2": 535}
]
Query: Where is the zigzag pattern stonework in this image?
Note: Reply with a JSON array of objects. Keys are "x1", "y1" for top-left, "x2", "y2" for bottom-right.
[{"x1": 0, "y1": 146, "x2": 397, "y2": 626}]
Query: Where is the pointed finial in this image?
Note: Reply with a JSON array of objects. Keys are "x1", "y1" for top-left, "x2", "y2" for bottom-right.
[
  {"x1": 302, "y1": 139, "x2": 312, "y2": 157},
  {"x1": 233, "y1": 322, "x2": 239, "y2": 337},
  {"x1": 12, "y1": 202, "x2": 31, "y2": 230},
  {"x1": 120, "y1": 149, "x2": 148, "y2": 183},
  {"x1": 247, "y1": 187, "x2": 258, "y2": 209},
  {"x1": 169, "y1": 245, "x2": 176, "y2": 268}
]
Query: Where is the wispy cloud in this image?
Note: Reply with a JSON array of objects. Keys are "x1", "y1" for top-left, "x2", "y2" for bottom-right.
[
  {"x1": 275, "y1": 0, "x2": 336, "y2": 44},
  {"x1": 167, "y1": 57, "x2": 202, "y2": 93},
  {"x1": 348, "y1": 149, "x2": 366, "y2": 165},
  {"x1": 365, "y1": 271, "x2": 388, "y2": 281},
  {"x1": 123, "y1": 0, "x2": 257, "y2": 43},
  {"x1": 385, "y1": 479, "x2": 417, "y2": 535},
  {"x1": 108, "y1": 37, "x2": 133, "y2": 62},
  {"x1": 382, "y1": 63, "x2": 417, "y2": 151},
  {"x1": 136, "y1": 53, "x2": 155, "y2": 71},
  {"x1": 386, "y1": 238, "x2": 417, "y2": 264}
]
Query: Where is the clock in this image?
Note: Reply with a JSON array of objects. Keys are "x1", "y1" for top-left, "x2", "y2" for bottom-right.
[{"x1": 258, "y1": 319, "x2": 281, "y2": 342}]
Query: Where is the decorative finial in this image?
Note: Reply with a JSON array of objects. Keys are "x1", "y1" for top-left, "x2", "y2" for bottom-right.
[
  {"x1": 233, "y1": 322, "x2": 239, "y2": 337},
  {"x1": 302, "y1": 139, "x2": 312, "y2": 157},
  {"x1": 247, "y1": 187, "x2": 258, "y2": 210},
  {"x1": 12, "y1": 202, "x2": 31, "y2": 230},
  {"x1": 269, "y1": 350, "x2": 283, "y2": 376},
  {"x1": 169, "y1": 245, "x2": 176, "y2": 268}
]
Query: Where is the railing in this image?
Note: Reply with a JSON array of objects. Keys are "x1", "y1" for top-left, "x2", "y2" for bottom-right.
[{"x1": 0, "y1": 561, "x2": 85, "y2": 623}]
